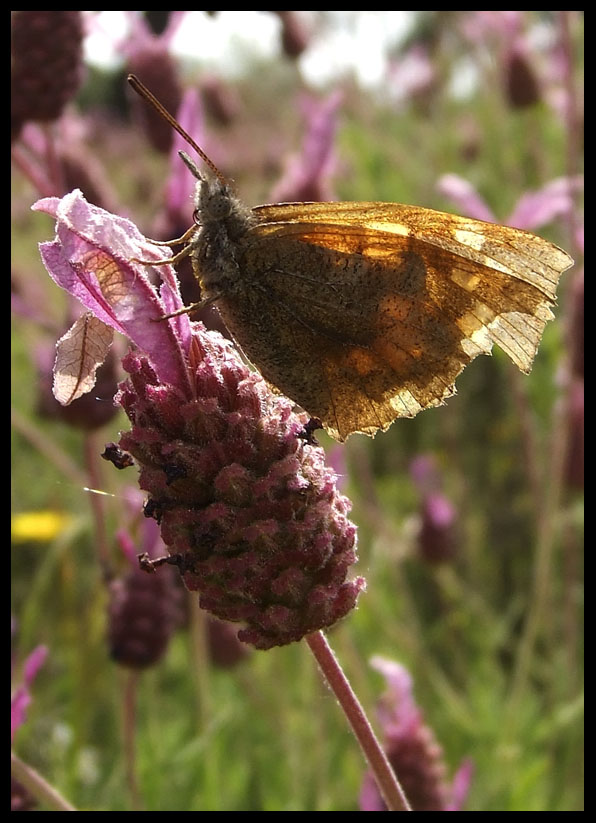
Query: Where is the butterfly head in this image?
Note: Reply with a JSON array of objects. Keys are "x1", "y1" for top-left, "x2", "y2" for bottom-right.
[
  {"x1": 177, "y1": 150, "x2": 229, "y2": 222},
  {"x1": 179, "y1": 150, "x2": 255, "y2": 239}
]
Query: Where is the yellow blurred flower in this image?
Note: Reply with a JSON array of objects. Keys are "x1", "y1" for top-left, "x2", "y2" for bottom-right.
[{"x1": 11, "y1": 510, "x2": 74, "y2": 543}]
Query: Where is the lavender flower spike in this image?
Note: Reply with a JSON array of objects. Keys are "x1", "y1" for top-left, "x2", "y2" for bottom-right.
[
  {"x1": 360, "y1": 657, "x2": 473, "y2": 811},
  {"x1": 34, "y1": 190, "x2": 365, "y2": 650}
]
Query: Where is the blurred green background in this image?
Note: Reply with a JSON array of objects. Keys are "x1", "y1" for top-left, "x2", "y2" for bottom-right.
[{"x1": 12, "y1": 11, "x2": 583, "y2": 812}]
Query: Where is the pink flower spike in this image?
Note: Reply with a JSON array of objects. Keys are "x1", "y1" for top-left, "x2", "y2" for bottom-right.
[
  {"x1": 436, "y1": 174, "x2": 496, "y2": 223},
  {"x1": 507, "y1": 176, "x2": 582, "y2": 231},
  {"x1": 11, "y1": 645, "x2": 48, "y2": 743},
  {"x1": 270, "y1": 90, "x2": 342, "y2": 203},
  {"x1": 32, "y1": 190, "x2": 192, "y2": 395},
  {"x1": 360, "y1": 657, "x2": 472, "y2": 811},
  {"x1": 166, "y1": 89, "x2": 205, "y2": 222},
  {"x1": 116, "y1": 337, "x2": 364, "y2": 650},
  {"x1": 446, "y1": 759, "x2": 475, "y2": 812},
  {"x1": 22, "y1": 645, "x2": 48, "y2": 687}
]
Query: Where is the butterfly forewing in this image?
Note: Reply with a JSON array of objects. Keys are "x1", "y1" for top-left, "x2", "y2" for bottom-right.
[
  {"x1": 252, "y1": 202, "x2": 569, "y2": 297},
  {"x1": 214, "y1": 203, "x2": 572, "y2": 439}
]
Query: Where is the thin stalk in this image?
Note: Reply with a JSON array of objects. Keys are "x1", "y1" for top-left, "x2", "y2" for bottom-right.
[
  {"x1": 306, "y1": 630, "x2": 411, "y2": 812},
  {"x1": 11, "y1": 751, "x2": 77, "y2": 812},
  {"x1": 122, "y1": 669, "x2": 143, "y2": 811}
]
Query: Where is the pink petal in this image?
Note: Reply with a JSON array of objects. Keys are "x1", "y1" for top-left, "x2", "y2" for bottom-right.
[
  {"x1": 33, "y1": 190, "x2": 192, "y2": 394},
  {"x1": 446, "y1": 758, "x2": 474, "y2": 811},
  {"x1": 11, "y1": 687, "x2": 31, "y2": 742},
  {"x1": 11, "y1": 645, "x2": 48, "y2": 742},
  {"x1": 508, "y1": 176, "x2": 581, "y2": 230},
  {"x1": 424, "y1": 492, "x2": 456, "y2": 529},
  {"x1": 166, "y1": 88, "x2": 205, "y2": 217},
  {"x1": 23, "y1": 645, "x2": 48, "y2": 687},
  {"x1": 436, "y1": 174, "x2": 496, "y2": 223}
]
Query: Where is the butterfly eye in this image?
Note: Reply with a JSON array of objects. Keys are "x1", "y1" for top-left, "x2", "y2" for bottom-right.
[
  {"x1": 192, "y1": 208, "x2": 201, "y2": 226},
  {"x1": 205, "y1": 190, "x2": 233, "y2": 220}
]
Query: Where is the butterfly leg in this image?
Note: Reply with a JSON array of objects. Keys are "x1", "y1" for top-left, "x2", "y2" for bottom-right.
[
  {"x1": 154, "y1": 291, "x2": 223, "y2": 321},
  {"x1": 129, "y1": 243, "x2": 193, "y2": 267},
  {"x1": 142, "y1": 225, "x2": 197, "y2": 248}
]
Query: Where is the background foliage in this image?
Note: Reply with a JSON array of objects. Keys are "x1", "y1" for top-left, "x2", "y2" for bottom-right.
[{"x1": 12, "y1": 11, "x2": 583, "y2": 811}]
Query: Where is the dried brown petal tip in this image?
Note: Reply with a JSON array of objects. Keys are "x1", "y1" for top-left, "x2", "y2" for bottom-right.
[
  {"x1": 38, "y1": 342, "x2": 119, "y2": 431},
  {"x1": 102, "y1": 443, "x2": 135, "y2": 470}
]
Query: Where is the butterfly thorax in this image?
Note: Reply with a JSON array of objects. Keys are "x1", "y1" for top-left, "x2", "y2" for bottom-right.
[{"x1": 190, "y1": 176, "x2": 256, "y2": 297}]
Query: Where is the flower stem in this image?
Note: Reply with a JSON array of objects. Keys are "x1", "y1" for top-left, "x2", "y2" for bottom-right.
[
  {"x1": 122, "y1": 669, "x2": 143, "y2": 811},
  {"x1": 305, "y1": 630, "x2": 411, "y2": 811},
  {"x1": 11, "y1": 751, "x2": 77, "y2": 812}
]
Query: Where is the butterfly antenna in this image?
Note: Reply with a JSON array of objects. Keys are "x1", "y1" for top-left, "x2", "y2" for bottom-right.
[{"x1": 127, "y1": 73, "x2": 228, "y2": 186}]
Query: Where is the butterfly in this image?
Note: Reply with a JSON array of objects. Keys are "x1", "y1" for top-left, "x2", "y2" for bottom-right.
[{"x1": 129, "y1": 75, "x2": 573, "y2": 442}]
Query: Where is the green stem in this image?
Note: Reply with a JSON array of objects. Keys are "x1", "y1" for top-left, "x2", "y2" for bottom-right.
[{"x1": 122, "y1": 669, "x2": 143, "y2": 810}]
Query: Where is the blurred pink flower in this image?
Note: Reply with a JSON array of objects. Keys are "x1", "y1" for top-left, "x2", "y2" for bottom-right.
[
  {"x1": 120, "y1": 12, "x2": 187, "y2": 154},
  {"x1": 269, "y1": 91, "x2": 342, "y2": 203},
  {"x1": 386, "y1": 45, "x2": 436, "y2": 109},
  {"x1": 460, "y1": 10, "x2": 523, "y2": 44},
  {"x1": 410, "y1": 455, "x2": 458, "y2": 564},
  {"x1": 360, "y1": 657, "x2": 473, "y2": 811},
  {"x1": 161, "y1": 88, "x2": 207, "y2": 234},
  {"x1": 108, "y1": 507, "x2": 186, "y2": 669},
  {"x1": 460, "y1": 11, "x2": 582, "y2": 117},
  {"x1": 437, "y1": 173, "x2": 581, "y2": 231},
  {"x1": 410, "y1": 454, "x2": 441, "y2": 494},
  {"x1": 11, "y1": 644, "x2": 48, "y2": 743}
]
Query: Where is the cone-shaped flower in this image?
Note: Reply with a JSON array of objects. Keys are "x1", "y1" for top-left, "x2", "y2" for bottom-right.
[
  {"x1": 11, "y1": 644, "x2": 48, "y2": 744},
  {"x1": 108, "y1": 516, "x2": 186, "y2": 668},
  {"x1": 410, "y1": 455, "x2": 458, "y2": 564},
  {"x1": 11, "y1": 11, "x2": 84, "y2": 140},
  {"x1": 33, "y1": 190, "x2": 364, "y2": 650},
  {"x1": 359, "y1": 657, "x2": 473, "y2": 812},
  {"x1": 11, "y1": 642, "x2": 48, "y2": 811}
]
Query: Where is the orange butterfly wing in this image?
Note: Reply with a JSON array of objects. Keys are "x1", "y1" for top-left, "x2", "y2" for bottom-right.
[{"x1": 212, "y1": 202, "x2": 572, "y2": 441}]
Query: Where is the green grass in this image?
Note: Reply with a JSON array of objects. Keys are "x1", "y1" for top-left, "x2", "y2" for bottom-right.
[{"x1": 12, "y1": 11, "x2": 583, "y2": 811}]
